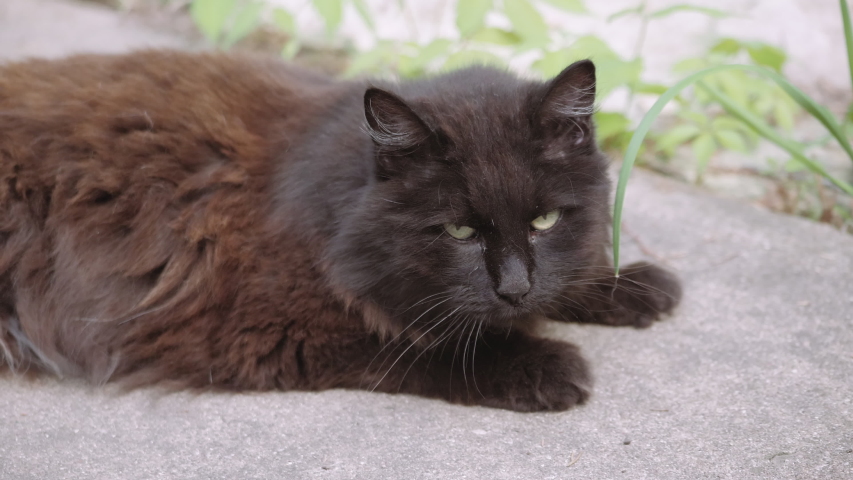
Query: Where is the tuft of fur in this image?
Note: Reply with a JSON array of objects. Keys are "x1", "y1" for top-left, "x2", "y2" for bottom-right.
[{"x1": 0, "y1": 52, "x2": 681, "y2": 411}]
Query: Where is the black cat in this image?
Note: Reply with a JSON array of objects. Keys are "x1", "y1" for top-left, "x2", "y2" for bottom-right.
[{"x1": 0, "y1": 51, "x2": 680, "y2": 411}]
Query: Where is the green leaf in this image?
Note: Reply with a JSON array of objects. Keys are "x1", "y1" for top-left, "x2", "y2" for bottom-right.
[
  {"x1": 673, "y1": 57, "x2": 708, "y2": 73},
  {"x1": 692, "y1": 133, "x2": 716, "y2": 172},
  {"x1": 344, "y1": 42, "x2": 395, "y2": 77},
  {"x1": 533, "y1": 36, "x2": 639, "y2": 97},
  {"x1": 712, "y1": 115, "x2": 750, "y2": 132},
  {"x1": 414, "y1": 39, "x2": 454, "y2": 64},
  {"x1": 456, "y1": 0, "x2": 492, "y2": 37},
  {"x1": 471, "y1": 27, "x2": 522, "y2": 45},
  {"x1": 656, "y1": 124, "x2": 701, "y2": 153},
  {"x1": 352, "y1": 0, "x2": 375, "y2": 31},
  {"x1": 714, "y1": 129, "x2": 749, "y2": 152},
  {"x1": 701, "y1": 78, "x2": 852, "y2": 191},
  {"x1": 272, "y1": 8, "x2": 295, "y2": 33},
  {"x1": 314, "y1": 0, "x2": 343, "y2": 35},
  {"x1": 532, "y1": 37, "x2": 614, "y2": 76},
  {"x1": 710, "y1": 38, "x2": 741, "y2": 55},
  {"x1": 612, "y1": 63, "x2": 853, "y2": 275},
  {"x1": 566, "y1": 34, "x2": 619, "y2": 59},
  {"x1": 532, "y1": 49, "x2": 573, "y2": 77},
  {"x1": 607, "y1": 6, "x2": 642, "y2": 22},
  {"x1": 594, "y1": 112, "x2": 630, "y2": 142},
  {"x1": 773, "y1": 100, "x2": 797, "y2": 131},
  {"x1": 222, "y1": 1, "x2": 263, "y2": 48},
  {"x1": 632, "y1": 82, "x2": 669, "y2": 95},
  {"x1": 190, "y1": 0, "x2": 237, "y2": 43},
  {"x1": 745, "y1": 43, "x2": 786, "y2": 72},
  {"x1": 716, "y1": 71, "x2": 749, "y2": 107},
  {"x1": 503, "y1": 0, "x2": 549, "y2": 48},
  {"x1": 648, "y1": 5, "x2": 729, "y2": 19},
  {"x1": 281, "y1": 38, "x2": 300, "y2": 60},
  {"x1": 678, "y1": 110, "x2": 709, "y2": 126},
  {"x1": 712, "y1": 116, "x2": 759, "y2": 145},
  {"x1": 398, "y1": 39, "x2": 453, "y2": 77},
  {"x1": 539, "y1": 0, "x2": 587, "y2": 14},
  {"x1": 595, "y1": 58, "x2": 642, "y2": 98},
  {"x1": 784, "y1": 157, "x2": 807, "y2": 172},
  {"x1": 442, "y1": 50, "x2": 505, "y2": 71}
]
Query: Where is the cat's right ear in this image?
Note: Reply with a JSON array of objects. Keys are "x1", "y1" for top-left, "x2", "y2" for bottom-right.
[
  {"x1": 536, "y1": 60, "x2": 596, "y2": 149},
  {"x1": 363, "y1": 87, "x2": 432, "y2": 157}
]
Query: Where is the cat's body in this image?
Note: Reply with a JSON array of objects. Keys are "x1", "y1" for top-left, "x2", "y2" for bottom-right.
[{"x1": 0, "y1": 51, "x2": 680, "y2": 411}]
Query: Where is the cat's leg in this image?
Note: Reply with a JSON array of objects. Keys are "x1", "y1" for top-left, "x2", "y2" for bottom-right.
[
  {"x1": 301, "y1": 326, "x2": 591, "y2": 412},
  {"x1": 556, "y1": 261, "x2": 682, "y2": 328}
]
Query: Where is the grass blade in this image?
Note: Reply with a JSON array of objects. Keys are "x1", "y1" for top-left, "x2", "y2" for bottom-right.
[
  {"x1": 841, "y1": 0, "x2": 853, "y2": 92},
  {"x1": 613, "y1": 64, "x2": 853, "y2": 274},
  {"x1": 699, "y1": 81, "x2": 853, "y2": 195}
]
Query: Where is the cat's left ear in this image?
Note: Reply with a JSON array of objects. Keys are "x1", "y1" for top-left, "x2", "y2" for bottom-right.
[
  {"x1": 537, "y1": 59, "x2": 596, "y2": 147},
  {"x1": 364, "y1": 87, "x2": 432, "y2": 154}
]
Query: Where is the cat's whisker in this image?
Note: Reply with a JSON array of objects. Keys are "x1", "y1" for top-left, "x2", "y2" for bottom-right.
[
  {"x1": 370, "y1": 304, "x2": 464, "y2": 393},
  {"x1": 449, "y1": 316, "x2": 475, "y2": 398},
  {"x1": 470, "y1": 319, "x2": 485, "y2": 399},
  {"x1": 364, "y1": 295, "x2": 454, "y2": 380},
  {"x1": 417, "y1": 313, "x2": 466, "y2": 386},
  {"x1": 398, "y1": 291, "x2": 452, "y2": 314},
  {"x1": 461, "y1": 318, "x2": 476, "y2": 395},
  {"x1": 395, "y1": 311, "x2": 466, "y2": 393},
  {"x1": 437, "y1": 313, "x2": 472, "y2": 358}
]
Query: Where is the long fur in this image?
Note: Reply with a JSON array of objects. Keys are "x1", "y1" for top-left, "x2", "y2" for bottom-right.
[{"x1": 0, "y1": 52, "x2": 681, "y2": 411}]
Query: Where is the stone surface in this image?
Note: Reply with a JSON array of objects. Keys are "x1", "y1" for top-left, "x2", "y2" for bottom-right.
[
  {"x1": 1, "y1": 1, "x2": 851, "y2": 478},
  {"x1": 0, "y1": 0, "x2": 199, "y2": 62},
  {"x1": 1, "y1": 171, "x2": 851, "y2": 479}
]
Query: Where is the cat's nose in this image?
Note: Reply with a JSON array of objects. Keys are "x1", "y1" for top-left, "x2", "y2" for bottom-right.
[{"x1": 497, "y1": 255, "x2": 531, "y2": 305}]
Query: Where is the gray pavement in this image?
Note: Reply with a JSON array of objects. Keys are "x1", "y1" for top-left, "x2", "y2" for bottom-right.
[
  {"x1": 1, "y1": 171, "x2": 850, "y2": 479},
  {"x1": 1, "y1": 1, "x2": 852, "y2": 478}
]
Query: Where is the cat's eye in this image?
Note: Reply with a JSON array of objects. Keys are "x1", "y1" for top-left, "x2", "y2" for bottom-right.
[
  {"x1": 444, "y1": 223, "x2": 476, "y2": 240},
  {"x1": 531, "y1": 210, "x2": 561, "y2": 231}
]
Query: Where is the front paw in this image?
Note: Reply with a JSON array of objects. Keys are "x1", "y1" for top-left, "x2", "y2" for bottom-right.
[
  {"x1": 612, "y1": 261, "x2": 682, "y2": 327},
  {"x1": 478, "y1": 336, "x2": 591, "y2": 412}
]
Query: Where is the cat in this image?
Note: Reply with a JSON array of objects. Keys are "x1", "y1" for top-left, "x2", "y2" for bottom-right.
[{"x1": 0, "y1": 51, "x2": 681, "y2": 412}]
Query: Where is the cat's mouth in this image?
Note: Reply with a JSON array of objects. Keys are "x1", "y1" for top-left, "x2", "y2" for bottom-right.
[{"x1": 480, "y1": 295, "x2": 543, "y2": 329}]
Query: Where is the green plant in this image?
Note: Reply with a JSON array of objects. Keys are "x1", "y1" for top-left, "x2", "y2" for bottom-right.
[
  {"x1": 648, "y1": 39, "x2": 800, "y2": 181},
  {"x1": 612, "y1": 0, "x2": 853, "y2": 274},
  {"x1": 188, "y1": 0, "x2": 373, "y2": 55},
  {"x1": 190, "y1": 0, "x2": 264, "y2": 48},
  {"x1": 184, "y1": 0, "x2": 852, "y2": 274}
]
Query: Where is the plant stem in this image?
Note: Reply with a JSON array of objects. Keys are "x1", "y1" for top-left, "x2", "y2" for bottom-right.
[{"x1": 840, "y1": 0, "x2": 853, "y2": 93}]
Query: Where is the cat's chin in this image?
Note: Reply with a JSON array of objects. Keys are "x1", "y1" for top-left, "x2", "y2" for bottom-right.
[{"x1": 478, "y1": 304, "x2": 540, "y2": 330}]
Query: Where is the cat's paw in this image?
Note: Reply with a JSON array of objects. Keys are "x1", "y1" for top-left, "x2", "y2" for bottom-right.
[
  {"x1": 610, "y1": 261, "x2": 682, "y2": 328},
  {"x1": 479, "y1": 337, "x2": 591, "y2": 412}
]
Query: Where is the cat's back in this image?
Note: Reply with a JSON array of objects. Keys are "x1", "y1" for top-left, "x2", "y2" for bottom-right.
[
  {"x1": 0, "y1": 50, "x2": 338, "y2": 174},
  {"x1": 0, "y1": 50, "x2": 350, "y2": 233}
]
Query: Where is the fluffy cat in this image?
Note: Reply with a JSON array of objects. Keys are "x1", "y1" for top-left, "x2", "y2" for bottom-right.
[{"x1": 0, "y1": 51, "x2": 681, "y2": 412}]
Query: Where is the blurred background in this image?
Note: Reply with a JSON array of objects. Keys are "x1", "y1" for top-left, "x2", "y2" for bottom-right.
[{"x1": 1, "y1": 0, "x2": 851, "y2": 234}]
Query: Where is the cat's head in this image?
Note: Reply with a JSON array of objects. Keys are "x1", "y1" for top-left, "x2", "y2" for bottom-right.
[{"x1": 330, "y1": 60, "x2": 610, "y2": 333}]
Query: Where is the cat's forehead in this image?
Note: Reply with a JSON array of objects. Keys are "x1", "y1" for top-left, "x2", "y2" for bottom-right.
[{"x1": 399, "y1": 67, "x2": 538, "y2": 141}]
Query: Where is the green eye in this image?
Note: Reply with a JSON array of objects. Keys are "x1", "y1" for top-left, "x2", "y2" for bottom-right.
[
  {"x1": 444, "y1": 223, "x2": 476, "y2": 240},
  {"x1": 531, "y1": 209, "x2": 560, "y2": 231}
]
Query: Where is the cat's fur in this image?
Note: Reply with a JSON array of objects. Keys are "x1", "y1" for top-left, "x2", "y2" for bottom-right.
[{"x1": 0, "y1": 51, "x2": 680, "y2": 412}]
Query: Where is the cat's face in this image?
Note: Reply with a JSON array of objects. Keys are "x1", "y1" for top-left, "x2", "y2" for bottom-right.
[{"x1": 330, "y1": 61, "x2": 610, "y2": 331}]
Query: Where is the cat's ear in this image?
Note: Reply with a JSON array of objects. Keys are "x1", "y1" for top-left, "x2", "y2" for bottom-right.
[
  {"x1": 364, "y1": 87, "x2": 432, "y2": 154},
  {"x1": 537, "y1": 59, "x2": 596, "y2": 147}
]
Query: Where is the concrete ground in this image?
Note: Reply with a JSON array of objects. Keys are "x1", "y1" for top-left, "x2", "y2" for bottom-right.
[{"x1": 1, "y1": 1, "x2": 851, "y2": 478}]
